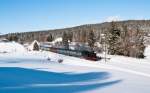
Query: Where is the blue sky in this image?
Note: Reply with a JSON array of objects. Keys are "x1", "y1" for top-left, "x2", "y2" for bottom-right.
[{"x1": 0, "y1": 0, "x2": 150, "y2": 34}]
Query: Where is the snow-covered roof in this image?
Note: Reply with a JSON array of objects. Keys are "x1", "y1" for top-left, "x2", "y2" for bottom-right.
[{"x1": 52, "y1": 37, "x2": 62, "y2": 43}]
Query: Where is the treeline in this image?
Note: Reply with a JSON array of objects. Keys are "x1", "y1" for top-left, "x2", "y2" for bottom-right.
[
  {"x1": 106, "y1": 22, "x2": 146, "y2": 58},
  {"x1": 2, "y1": 20, "x2": 150, "y2": 43}
]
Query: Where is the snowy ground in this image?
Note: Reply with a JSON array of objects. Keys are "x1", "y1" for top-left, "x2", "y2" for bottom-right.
[{"x1": 0, "y1": 42, "x2": 150, "y2": 93}]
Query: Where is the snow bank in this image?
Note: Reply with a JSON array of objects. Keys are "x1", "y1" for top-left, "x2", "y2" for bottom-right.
[
  {"x1": 1, "y1": 48, "x2": 150, "y2": 93},
  {"x1": 144, "y1": 45, "x2": 150, "y2": 59},
  {"x1": 0, "y1": 42, "x2": 26, "y2": 53},
  {"x1": 42, "y1": 51, "x2": 64, "y2": 62}
]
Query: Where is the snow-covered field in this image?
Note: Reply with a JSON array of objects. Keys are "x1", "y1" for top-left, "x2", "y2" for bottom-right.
[{"x1": 0, "y1": 42, "x2": 150, "y2": 93}]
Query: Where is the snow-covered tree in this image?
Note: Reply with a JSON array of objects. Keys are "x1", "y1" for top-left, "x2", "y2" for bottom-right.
[
  {"x1": 87, "y1": 28, "x2": 96, "y2": 51},
  {"x1": 33, "y1": 41, "x2": 39, "y2": 51},
  {"x1": 107, "y1": 21, "x2": 121, "y2": 55},
  {"x1": 47, "y1": 33, "x2": 53, "y2": 42}
]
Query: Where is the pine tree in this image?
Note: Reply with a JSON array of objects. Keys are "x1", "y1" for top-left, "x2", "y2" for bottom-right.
[
  {"x1": 33, "y1": 41, "x2": 39, "y2": 51},
  {"x1": 107, "y1": 21, "x2": 121, "y2": 55},
  {"x1": 134, "y1": 27, "x2": 145, "y2": 58},
  {"x1": 47, "y1": 33, "x2": 53, "y2": 42},
  {"x1": 62, "y1": 32, "x2": 69, "y2": 49},
  {"x1": 87, "y1": 28, "x2": 96, "y2": 51}
]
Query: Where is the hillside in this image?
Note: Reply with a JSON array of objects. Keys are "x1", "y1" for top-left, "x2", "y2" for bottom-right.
[{"x1": 1, "y1": 20, "x2": 150, "y2": 43}]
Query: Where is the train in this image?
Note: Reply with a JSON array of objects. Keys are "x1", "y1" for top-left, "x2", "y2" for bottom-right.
[
  {"x1": 40, "y1": 44, "x2": 101, "y2": 61},
  {"x1": 41, "y1": 45, "x2": 100, "y2": 61}
]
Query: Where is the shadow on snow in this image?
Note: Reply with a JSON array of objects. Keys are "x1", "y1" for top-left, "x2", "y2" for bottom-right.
[{"x1": 0, "y1": 67, "x2": 122, "y2": 93}]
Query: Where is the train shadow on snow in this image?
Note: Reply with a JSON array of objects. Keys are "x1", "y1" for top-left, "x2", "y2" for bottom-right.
[{"x1": 0, "y1": 67, "x2": 122, "y2": 93}]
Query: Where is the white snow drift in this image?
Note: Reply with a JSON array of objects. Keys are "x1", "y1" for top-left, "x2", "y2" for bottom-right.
[{"x1": 0, "y1": 41, "x2": 26, "y2": 53}]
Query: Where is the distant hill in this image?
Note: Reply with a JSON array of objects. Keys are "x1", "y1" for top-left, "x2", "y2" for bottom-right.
[{"x1": 1, "y1": 20, "x2": 150, "y2": 43}]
